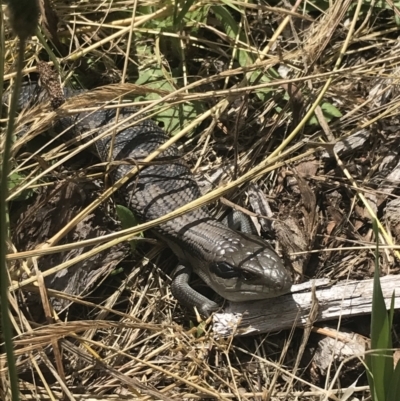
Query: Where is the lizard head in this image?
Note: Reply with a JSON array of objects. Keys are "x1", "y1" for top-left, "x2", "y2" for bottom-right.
[{"x1": 193, "y1": 230, "x2": 293, "y2": 303}]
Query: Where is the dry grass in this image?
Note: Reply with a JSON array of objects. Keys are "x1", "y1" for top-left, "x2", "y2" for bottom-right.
[{"x1": 2, "y1": 0, "x2": 400, "y2": 400}]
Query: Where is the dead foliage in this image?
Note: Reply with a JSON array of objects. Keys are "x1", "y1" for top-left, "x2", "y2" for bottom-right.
[{"x1": 2, "y1": 1, "x2": 400, "y2": 400}]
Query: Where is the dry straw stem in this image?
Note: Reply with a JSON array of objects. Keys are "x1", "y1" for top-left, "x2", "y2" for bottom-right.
[
  {"x1": 1, "y1": 321, "x2": 167, "y2": 361},
  {"x1": 5, "y1": 0, "x2": 304, "y2": 281},
  {"x1": 11, "y1": 0, "x2": 382, "y2": 265},
  {"x1": 2, "y1": 2, "x2": 396, "y2": 340},
  {"x1": 324, "y1": 90, "x2": 400, "y2": 263},
  {"x1": 4, "y1": 1, "x2": 400, "y2": 399},
  {"x1": 56, "y1": 1, "x2": 310, "y2": 38},
  {"x1": 4, "y1": 48, "x2": 399, "y2": 94},
  {"x1": 334, "y1": 148, "x2": 400, "y2": 260},
  {"x1": 7, "y1": 146, "x2": 315, "y2": 293},
  {"x1": 3, "y1": 1, "x2": 308, "y2": 81},
  {"x1": 280, "y1": 0, "x2": 400, "y2": 260},
  {"x1": 8, "y1": 89, "x2": 400, "y2": 287}
]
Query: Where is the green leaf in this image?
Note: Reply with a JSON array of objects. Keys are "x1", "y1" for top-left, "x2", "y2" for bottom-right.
[
  {"x1": 8, "y1": 172, "x2": 22, "y2": 191},
  {"x1": 8, "y1": 172, "x2": 33, "y2": 201},
  {"x1": 136, "y1": 66, "x2": 202, "y2": 135},
  {"x1": 251, "y1": 73, "x2": 273, "y2": 102},
  {"x1": 307, "y1": 102, "x2": 342, "y2": 126},
  {"x1": 186, "y1": 5, "x2": 209, "y2": 29},
  {"x1": 219, "y1": 0, "x2": 242, "y2": 14},
  {"x1": 109, "y1": 267, "x2": 124, "y2": 276},
  {"x1": 321, "y1": 101, "x2": 342, "y2": 118},
  {"x1": 115, "y1": 205, "x2": 142, "y2": 253},
  {"x1": 189, "y1": 319, "x2": 207, "y2": 337}
]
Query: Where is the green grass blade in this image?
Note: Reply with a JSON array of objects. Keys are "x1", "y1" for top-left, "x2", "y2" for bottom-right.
[
  {"x1": 0, "y1": 45, "x2": 26, "y2": 401},
  {"x1": 386, "y1": 356, "x2": 400, "y2": 401},
  {"x1": 385, "y1": 294, "x2": 399, "y2": 400},
  {"x1": 1, "y1": 2, "x2": 39, "y2": 399},
  {"x1": 212, "y1": 5, "x2": 252, "y2": 67},
  {"x1": 366, "y1": 219, "x2": 394, "y2": 401},
  {"x1": 174, "y1": 0, "x2": 196, "y2": 28}
]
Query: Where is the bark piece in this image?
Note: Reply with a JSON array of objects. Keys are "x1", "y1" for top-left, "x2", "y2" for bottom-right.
[
  {"x1": 12, "y1": 181, "x2": 128, "y2": 312},
  {"x1": 213, "y1": 275, "x2": 400, "y2": 336}
]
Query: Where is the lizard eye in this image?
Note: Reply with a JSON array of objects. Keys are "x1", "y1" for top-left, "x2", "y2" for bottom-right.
[{"x1": 210, "y1": 262, "x2": 240, "y2": 279}]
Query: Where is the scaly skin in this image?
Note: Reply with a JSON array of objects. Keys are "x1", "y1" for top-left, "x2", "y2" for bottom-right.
[{"x1": 6, "y1": 84, "x2": 293, "y2": 315}]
